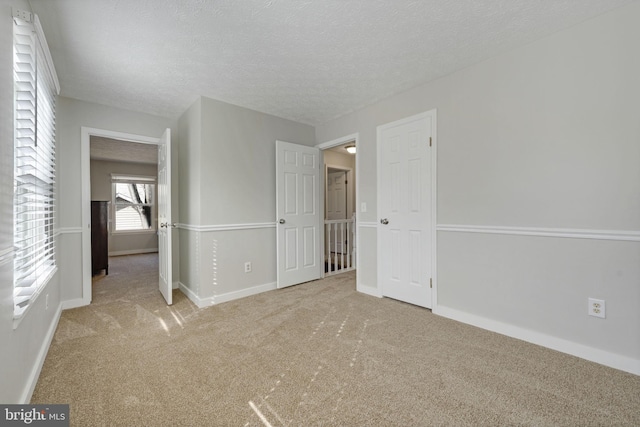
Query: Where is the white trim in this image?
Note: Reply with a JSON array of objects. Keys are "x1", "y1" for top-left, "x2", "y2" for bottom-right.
[
  {"x1": 178, "y1": 282, "x2": 201, "y2": 307},
  {"x1": 0, "y1": 248, "x2": 14, "y2": 266},
  {"x1": 434, "y1": 305, "x2": 640, "y2": 376},
  {"x1": 56, "y1": 227, "x2": 83, "y2": 235},
  {"x1": 13, "y1": 266, "x2": 58, "y2": 329},
  {"x1": 315, "y1": 133, "x2": 358, "y2": 150},
  {"x1": 177, "y1": 222, "x2": 276, "y2": 232},
  {"x1": 212, "y1": 282, "x2": 277, "y2": 305},
  {"x1": 178, "y1": 281, "x2": 277, "y2": 308},
  {"x1": 358, "y1": 222, "x2": 378, "y2": 228},
  {"x1": 431, "y1": 111, "x2": 438, "y2": 311},
  {"x1": 81, "y1": 127, "x2": 161, "y2": 306},
  {"x1": 20, "y1": 303, "x2": 63, "y2": 403},
  {"x1": 357, "y1": 283, "x2": 383, "y2": 298},
  {"x1": 436, "y1": 224, "x2": 640, "y2": 242},
  {"x1": 61, "y1": 298, "x2": 87, "y2": 310},
  {"x1": 109, "y1": 248, "x2": 159, "y2": 257},
  {"x1": 111, "y1": 173, "x2": 156, "y2": 182}
]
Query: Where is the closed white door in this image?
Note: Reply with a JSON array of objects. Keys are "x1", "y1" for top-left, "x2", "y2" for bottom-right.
[
  {"x1": 276, "y1": 140, "x2": 321, "y2": 288},
  {"x1": 157, "y1": 128, "x2": 173, "y2": 305},
  {"x1": 377, "y1": 113, "x2": 433, "y2": 308},
  {"x1": 327, "y1": 171, "x2": 347, "y2": 220},
  {"x1": 327, "y1": 171, "x2": 347, "y2": 254}
]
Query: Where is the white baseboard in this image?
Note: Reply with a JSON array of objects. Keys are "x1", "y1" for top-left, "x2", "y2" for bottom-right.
[
  {"x1": 172, "y1": 281, "x2": 179, "y2": 290},
  {"x1": 178, "y1": 281, "x2": 277, "y2": 308},
  {"x1": 22, "y1": 298, "x2": 91, "y2": 401},
  {"x1": 20, "y1": 303, "x2": 63, "y2": 403},
  {"x1": 61, "y1": 298, "x2": 88, "y2": 310},
  {"x1": 434, "y1": 305, "x2": 640, "y2": 376},
  {"x1": 212, "y1": 282, "x2": 277, "y2": 305},
  {"x1": 178, "y1": 282, "x2": 204, "y2": 307},
  {"x1": 108, "y1": 248, "x2": 158, "y2": 256},
  {"x1": 357, "y1": 283, "x2": 382, "y2": 298}
]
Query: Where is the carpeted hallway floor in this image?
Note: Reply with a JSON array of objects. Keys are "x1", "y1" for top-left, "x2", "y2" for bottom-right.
[{"x1": 31, "y1": 254, "x2": 639, "y2": 426}]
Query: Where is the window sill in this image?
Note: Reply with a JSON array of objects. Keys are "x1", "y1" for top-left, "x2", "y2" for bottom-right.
[{"x1": 13, "y1": 265, "x2": 58, "y2": 330}]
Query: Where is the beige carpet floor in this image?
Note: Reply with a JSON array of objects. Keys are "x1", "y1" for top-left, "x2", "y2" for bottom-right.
[{"x1": 31, "y1": 254, "x2": 639, "y2": 426}]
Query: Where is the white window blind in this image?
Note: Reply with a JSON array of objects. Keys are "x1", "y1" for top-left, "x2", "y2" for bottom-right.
[{"x1": 13, "y1": 10, "x2": 59, "y2": 320}]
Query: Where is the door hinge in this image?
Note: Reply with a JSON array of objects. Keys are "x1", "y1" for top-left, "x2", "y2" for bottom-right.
[
  {"x1": 430, "y1": 278, "x2": 432, "y2": 288},
  {"x1": 429, "y1": 137, "x2": 432, "y2": 147}
]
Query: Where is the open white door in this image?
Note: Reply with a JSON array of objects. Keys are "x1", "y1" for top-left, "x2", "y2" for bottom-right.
[
  {"x1": 378, "y1": 113, "x2": 433, "y2": 308},
  {"x1": 157, "y1": 128, "x2": 173, "y2": 304},
  {"x1": 276, "y1": 140, "x2": 321, "y2": 288}
]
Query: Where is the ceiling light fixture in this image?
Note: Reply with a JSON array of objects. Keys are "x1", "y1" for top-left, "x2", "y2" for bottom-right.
[{"x1": 345, "y1": 145, "x2": 356, "y2": 154}]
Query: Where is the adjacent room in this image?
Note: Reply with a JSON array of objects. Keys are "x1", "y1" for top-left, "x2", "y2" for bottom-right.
[{"x1": 1, "y1": 0, "x2": 638, "y2": 425}]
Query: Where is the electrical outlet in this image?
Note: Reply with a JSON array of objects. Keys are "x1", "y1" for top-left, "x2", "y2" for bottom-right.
[
  {"x1": 46, "y1": 293, "x2": 49, "y2": 310},
  {"x1": 588, "y1": 298, "x2": 605, "y2": 318},
  {"x1": 244, "y1": 262, "x2": 252, "y2": 273}
]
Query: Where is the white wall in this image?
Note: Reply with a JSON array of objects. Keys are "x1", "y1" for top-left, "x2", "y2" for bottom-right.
[
  {"x1": 0, "y1": 0, "x2": 64, "y2": 403},
  {"x1": 90, "y1": 159, "x2": 159, "y2": 255},
  {"x1": 178, "y1": 96, "x2": 315, "y2": 304},
  {"x1": 57, "y1": 97, "x2": 180, "y2": 300},
  {"x1": 177, "y1": 98, "x2": 201, "y2": 226},
  {"x1": 315, "y1": 3, "x2": 640, "y2": 373}
]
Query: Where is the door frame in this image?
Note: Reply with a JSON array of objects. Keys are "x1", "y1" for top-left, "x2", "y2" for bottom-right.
[
  {"x1": 376, "y1": 109, "x2": 438, "y2": 309},
  {"x1": 316, "y1": 133, "x2": 359, "y2": 279},
  {"x1": 80, "y1": 127, "x2": 160, "y2": 306}
]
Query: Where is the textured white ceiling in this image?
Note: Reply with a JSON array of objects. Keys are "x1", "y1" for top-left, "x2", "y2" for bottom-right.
[{"x1": 30, "y1": 0, "x2": 631, "y2": 125}]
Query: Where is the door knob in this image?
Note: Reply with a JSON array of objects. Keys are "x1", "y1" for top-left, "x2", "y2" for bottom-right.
[
  {"x1": 279, "y1": 219, "x2": 286, "y2": 224},
  {"x1": 380, "y1": 218, "x2": 389, "y2": 225}
]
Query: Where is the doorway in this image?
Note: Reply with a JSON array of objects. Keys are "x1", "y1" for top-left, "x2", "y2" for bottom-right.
[
  {"x1": 89, "y1": 135, "x2": 159, "y2": 292},
  {"x1": 317, "y1": 134, "x2": 359, "y2": 277},
  {"x1": 80, "y1": 127, "x2": 173, "y2": 306},
  {"x1": 274, "y1": 134, "x2": 360, "y2": 289}
]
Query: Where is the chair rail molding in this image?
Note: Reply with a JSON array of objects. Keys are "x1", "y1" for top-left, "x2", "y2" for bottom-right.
[
  {"x1": 358, "y1": 222, "x2": 378, "y2": 228},
  {"x1": 177, "y1": 222, "x2": 277, "y2": 232},
  {"x1": 437, "y1": 224, "x2": 640, "y2": 242}
]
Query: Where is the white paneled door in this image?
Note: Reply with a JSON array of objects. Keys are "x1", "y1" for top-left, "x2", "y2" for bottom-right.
[
  {"x1": 378, "y1": 112, "x2": 434, "y2": 308},
  {"x1": 327, "y1": 171, "x2": 347, "y2": 221},
  {"x1": 327, "y1": 170, "x2": 347, "y2": 253},
  {"x1": 276, "y1": 140, "x2": 321, "y2": 288},
  {"x1": 157, "y1": 128, "x2": 173, "y2": 304}
]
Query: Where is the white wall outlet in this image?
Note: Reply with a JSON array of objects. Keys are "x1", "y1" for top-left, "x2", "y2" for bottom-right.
[
  {"x1": 244, "y1": 262, "x2": 252, "y2": 273},
  {"x1": 361, "y1": 202, "x2": 367, "y2": 212},
  {"x1": 45, "y1": 293, "x2": 49, "y2": 310},
  {"x1": 588, "y1": 298, "x2": 605, "y2": 318}
]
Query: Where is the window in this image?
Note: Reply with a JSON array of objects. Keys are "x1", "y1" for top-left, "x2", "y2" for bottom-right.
[
  {"x1": 13, "y1": 10, "x2": 59, "y2": 319},
  {"x1": 112, "y1": 175, "x2": 156, "y2": 232}
]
